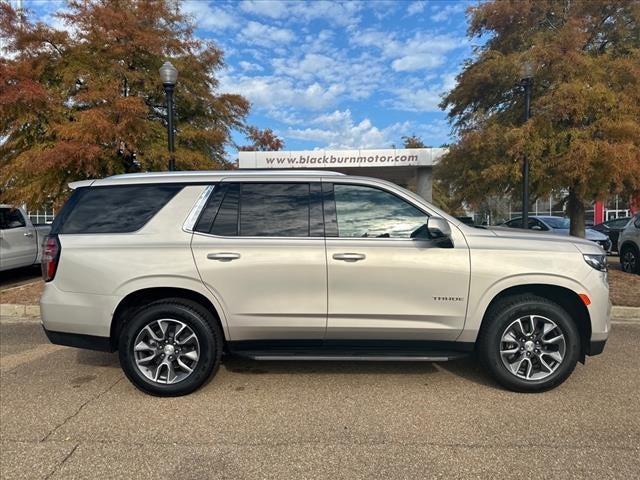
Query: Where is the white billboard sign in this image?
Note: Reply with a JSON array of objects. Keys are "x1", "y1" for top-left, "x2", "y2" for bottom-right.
[{"x1": 238, "y1": 148, "x2": 446, "y2": 169}]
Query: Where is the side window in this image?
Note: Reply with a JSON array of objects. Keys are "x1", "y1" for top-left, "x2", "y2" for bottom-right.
[
  {"x1": 206, "y1": 182, "x2": 322, "y2": 237},
  {"x1": 60, "y1": 185, "x2": 182, "y2": 234},
  {"x1": 504, "y1": 219, "x2": 521, "y2": 228},
  {"x1": 0, "y1": 208, "x2": 26, "y2": 229},
  {"x1": 531, "y1": 219, "x2": 547, "y2": 230},
  {"x1": 211, "y1": 183, "x2": 240, "y2": 236},
  {"x1": 331, "y1": 184, "x2": 428, "y2": 238},
  {"x1": 609, "y1": 218, "x2": 625, "y2": 229},
  {"x1": 635, "y1": 215, "x2": 640, "y2": 229},
  {"x1": 240, "y1": 183, "x2": 310, "y2": 237}
]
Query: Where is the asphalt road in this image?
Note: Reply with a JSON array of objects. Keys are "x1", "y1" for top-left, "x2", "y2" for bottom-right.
[
  {"x1": 0, "y1": 266, "x2": 41, "y2": 289},
  {"x1": 1, "y1": 316, "x2": 639, "y2": 479}
]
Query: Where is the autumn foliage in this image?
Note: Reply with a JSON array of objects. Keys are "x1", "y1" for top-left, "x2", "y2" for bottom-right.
[
  {"x1": 239, "y1": 127, "x2": 285, "y2": 152},
  {"x1": 439, "y1": 0, "x2": 640, "y2": 235},
  {"x1": 0, "y1": 0, "x2": 249, "y2": 206}
]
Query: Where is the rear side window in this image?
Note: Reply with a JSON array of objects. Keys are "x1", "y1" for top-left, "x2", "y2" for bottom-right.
[
  {"x1": 240, "y1": 183, "x2": 310, "y2": 237},
  {"x1": 59, "y1": 185, "x2": 182, "y2": 234}
]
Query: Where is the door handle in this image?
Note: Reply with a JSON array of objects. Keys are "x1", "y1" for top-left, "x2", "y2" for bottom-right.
[
  {"x1": 207, "y1": 252, "x2": 241, "y2": 261},
  {"x1": 24, "y1": 231, "x2": 34, "y2": 237},
  {"x1": 333, "y1": 253, "x2": 366, "y2": 262}
]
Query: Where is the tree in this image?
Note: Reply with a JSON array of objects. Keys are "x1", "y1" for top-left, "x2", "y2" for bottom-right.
[
  {"x1": 401, "y1": 134, "x2": 427, "y2": 149},
  {"x1": 401, "y1": 134, "x2": 463, "y2": 214},
  {"x1": 0, "y1": 0, "x2": 250, "y2": 207},
  {"x1": 239, "y1": 127, "x2": 284, "y2": 152},
  {"x1": 439, "y1": 0, "x2": 640, "y2": 236}
]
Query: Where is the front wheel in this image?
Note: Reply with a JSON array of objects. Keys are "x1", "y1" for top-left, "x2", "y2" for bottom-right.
[
  {"x1": 477, "y1": 295, "x2": 580, "y2": 393},
  {"x1": 118, "y1": 298, "x2": 223, "y2": 396}
]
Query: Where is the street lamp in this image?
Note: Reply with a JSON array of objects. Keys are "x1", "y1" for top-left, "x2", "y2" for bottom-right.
[
  {"x1": 520, "y1": 60, "x2": 534, "y2": 228},
  {"x1": 159, "y1": 61, "x2": 178, "y2": 171}
]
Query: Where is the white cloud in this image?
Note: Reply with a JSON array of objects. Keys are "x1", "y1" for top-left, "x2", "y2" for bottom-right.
[
  {"x1": 407, "y1": 1, "x2": 425, "y2": 16},
  {"x1": 392, "y1": 53, "x2": 442, "y2": 72},
  {"x1": 287, "y1": 109, "x2": 409, "y2": 149},
  {"x1": 388, "y1": 87, "x2": 443, "y2": 112},
  {"x1": 240, "y1": 0, "x2": 363, "y2": 26},
  {"x1": 220, "y1": 73, "x2": 344, "y2": 110},
  {"x1": 430, "y1": 3, "x2": 466, "y2": 22},
  {"x1": 238, "y1": 61, "x2": 264, "y2": 72},
  {"x1": 240, "y1": 0, "x2": 289, "y2": 19},
  {"x1": 352, "y1": 30, "x2": 464, "y2": 72},
  {"x1": 181, "y1": 1, "x2": 237, "y2": 30},
  {"x1": 385, "y1": 72, "x2": 457, "y2": 112},
  {"x1": 238, "y1": 21, "x2": 295, "y2": 47}
]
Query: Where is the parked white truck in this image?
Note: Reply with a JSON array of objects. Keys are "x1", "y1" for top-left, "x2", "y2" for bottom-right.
[{"x1": 0, "y1": 205, "x2": 51, "y2": 272}]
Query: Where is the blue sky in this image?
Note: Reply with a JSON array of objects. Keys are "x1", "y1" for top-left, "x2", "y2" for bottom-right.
[{"x1": 26, "y1": 0, "x2": 478, "y2": 152}]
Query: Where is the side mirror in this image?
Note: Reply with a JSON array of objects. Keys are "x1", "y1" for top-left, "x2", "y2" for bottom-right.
[
  {"x1": 531, "y1": 225, "x2": 543, "y2": 231},
  {"x1": 427, "y1": 217, "x2": 451, "y2": 239}
]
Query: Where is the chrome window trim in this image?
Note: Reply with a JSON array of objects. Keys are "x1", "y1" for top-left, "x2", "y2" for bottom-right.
[
  {"x1": 186, "y1": 178, "x2": 449, "y2": 243},
  {"x1": 182, "y1": 185, "x2": 215, "y2": 233}
]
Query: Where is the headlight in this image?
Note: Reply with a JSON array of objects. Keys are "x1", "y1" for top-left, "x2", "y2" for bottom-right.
[{"x1": 584, "y1": 254, "x2": 607, "y2": 272}]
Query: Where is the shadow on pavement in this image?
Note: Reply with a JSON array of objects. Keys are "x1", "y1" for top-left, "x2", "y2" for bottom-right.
[
  {"x1": 70, "y1": 348, "x2": 499, "y2": 389},
  {"x1": 221, "y1": 355, "x2": 498, "y2": 389},
  {"x1": 76, "y1": 349, "x2": 119, "y2": 368}
]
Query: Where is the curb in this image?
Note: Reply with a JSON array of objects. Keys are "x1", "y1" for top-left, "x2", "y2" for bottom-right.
[
  {"x1": 1, "y1": 303, "x2": 639, "y2": 320},
  {"x1": 611, "y1": 306, "x2": 640, "y2": 320},
  {"x1": 0, "y1": 304, "x2": 41, "y2": 317}
]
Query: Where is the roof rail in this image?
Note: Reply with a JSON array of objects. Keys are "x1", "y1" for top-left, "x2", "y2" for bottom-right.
[{"x1": 105, "y1": 170, "x2": 345, "y2": 180}]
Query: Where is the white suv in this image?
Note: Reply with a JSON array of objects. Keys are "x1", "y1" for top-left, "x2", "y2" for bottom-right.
[{"x1": 40, "y1": 171, "x2": 610, "y2": 396}]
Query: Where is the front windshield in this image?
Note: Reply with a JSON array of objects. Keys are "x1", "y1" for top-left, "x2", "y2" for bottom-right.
[{"x1": 543, "y1": 217, "x2": 571, "y2": 229}]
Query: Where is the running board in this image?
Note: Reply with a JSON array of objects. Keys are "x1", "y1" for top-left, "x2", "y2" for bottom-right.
[{"x1": 231, "y1": 351, "x2": 469, "y2": 362}]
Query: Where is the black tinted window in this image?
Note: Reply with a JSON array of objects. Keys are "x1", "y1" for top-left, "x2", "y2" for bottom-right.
[
  {"x1": 0, "y1": 207, "x2": 26, "y2": 229},
  {"x1": 333, "y1": 184, "x2": 428, "y2": 238},
  {"x1": 240, "y1": 183, "x2": 310, "y2": 237},
  {"x1": 211, "y1": 184, "x2": 240, "y2": 236},
  {"x1": 610, "y1": 218, "x2": 630, "y2": 228},
  {"x1": 60, "y1": 185, "x2": 182, "y2": 234},
  {"x1": 195, "y1": 185, "x2": 226, "y2": 233}
]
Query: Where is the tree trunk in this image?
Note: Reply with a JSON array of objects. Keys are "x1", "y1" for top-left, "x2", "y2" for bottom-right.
[{"x1": 567, "y1": 189, "x2": 586, "y2": 237}]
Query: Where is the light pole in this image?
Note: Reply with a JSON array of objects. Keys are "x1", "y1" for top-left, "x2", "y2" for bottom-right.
[
  {"x1": 159, "y1": 61, "x2": 178, "y2": 171},
  {"x1": 520, "y1": 60, "x2": 534, "y2": 228}
]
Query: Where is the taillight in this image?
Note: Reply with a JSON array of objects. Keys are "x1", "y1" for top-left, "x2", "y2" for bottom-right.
[{"x1": 41, "y1": 235, "x2": 61, "y2": 282}]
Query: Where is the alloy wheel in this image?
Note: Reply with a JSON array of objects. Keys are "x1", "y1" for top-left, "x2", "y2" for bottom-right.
[
  {"x1": 133, "y1": 319, "x2": 200, "y2": 384},
  {"x1": 500, "y1": 315, "x2": 566, "y2": 381},
  {"x1": 621, "y1": 250, "x2": 637, "y2": 273}
]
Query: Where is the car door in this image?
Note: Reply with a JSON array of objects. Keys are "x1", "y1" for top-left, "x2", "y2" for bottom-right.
[
  {"x1": 191, "y1": 181, "x2": 328, "y2": 342},
  {"x1": 0, "y1": 207, "x2": 37, "y2": 271},
  {"x1": 323, "y1": 181, "x2": 471, "y2": 342}
]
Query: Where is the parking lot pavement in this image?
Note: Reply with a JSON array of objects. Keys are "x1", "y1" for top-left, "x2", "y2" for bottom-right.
[{"x1": 1, "y1": 317, "x2": 639, "y2": 479}]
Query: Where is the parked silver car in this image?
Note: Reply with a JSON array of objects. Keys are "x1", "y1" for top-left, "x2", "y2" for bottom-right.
[
  {"x1": 0, "y1": 205, "x2": 51, "y2": 272},
  {"x1": 501, "y1": 216, "x2": 612, "y2": 252},
  {"x1": 40, "y1": 171, "x2": 610, "y2": 396},
  {"x1": 619, "y1": 213, "x2": 640, "y2": 274}
]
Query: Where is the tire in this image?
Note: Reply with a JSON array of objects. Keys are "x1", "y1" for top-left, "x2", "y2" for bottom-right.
[
  {"x1": 118, "y1": 298, "x2": 223, "y2": 396},
  {"x1": 620, "y1": 244, "x2": 640, "y2": 274},
  {"x1": 477, "y1": 294, "x2": 580, "y2": 393}
]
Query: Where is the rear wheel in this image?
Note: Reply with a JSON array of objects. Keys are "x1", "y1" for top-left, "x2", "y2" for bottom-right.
[
  {"x1": 118, "y1": 298, "x2": 223, "y2": 396},
  {"x1": 620, "y1": 244, "x2": 639, "y2": 274},
  {"x1": 477, "y1": 295, "x2": 580, "y2": 392}
]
